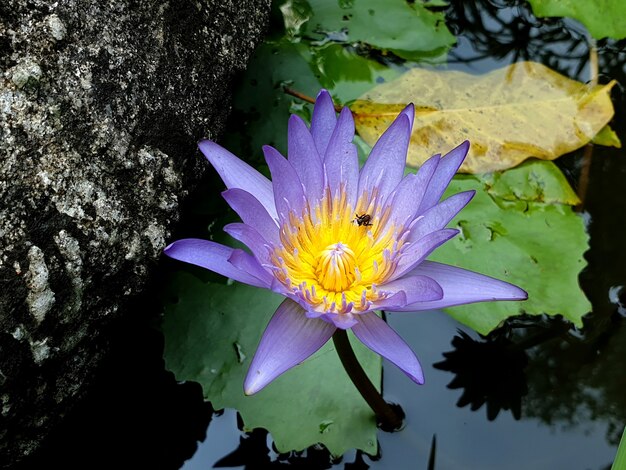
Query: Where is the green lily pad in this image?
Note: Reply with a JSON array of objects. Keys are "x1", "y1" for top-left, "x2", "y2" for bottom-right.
[
  {"x1": 299, "y1": 0, "x2": 455, "y2": 61},
  {"x1": 161, "y1": 272, "x2": 380, "y2": 456},
  {"x1": 611, "y1": 426, "x2": 626, "y2": 470},
  {"x1": 428, "y1": 160, "x2": 591, "y2": 335},
  {"x1": 528, "y1": 0, "x2": 626, "y2": 40},
  {"x1": 480, "y1": 159, "x2": 581, "y2": 206},
  {"x1": 311, "y1": 43, "x2": 403, "y2": 98}
]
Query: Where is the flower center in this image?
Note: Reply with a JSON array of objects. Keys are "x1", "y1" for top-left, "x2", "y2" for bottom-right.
[
  {"x1": 271, "y1": 187, "x2": 404, "y2": 313},
  {"x1": 315, "y1": 242, "x2": 356, "y2": 292}
]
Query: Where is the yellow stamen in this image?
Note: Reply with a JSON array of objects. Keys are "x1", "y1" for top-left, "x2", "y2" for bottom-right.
[
  {"x1": 272, "y1": 186, "x2": 404, "y2": 314},
  {"x1": 315, "y1": 243, "x2": 356, "y2": 291}
]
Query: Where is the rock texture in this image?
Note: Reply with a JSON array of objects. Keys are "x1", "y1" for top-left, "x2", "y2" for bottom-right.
[{"x1": 0, "y1": 0, "x2": 270, "y2": 465}]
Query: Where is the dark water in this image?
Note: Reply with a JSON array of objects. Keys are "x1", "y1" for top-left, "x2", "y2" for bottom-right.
[{"x1": 21, "y1": 1, "x2": 626, "y2": 469}]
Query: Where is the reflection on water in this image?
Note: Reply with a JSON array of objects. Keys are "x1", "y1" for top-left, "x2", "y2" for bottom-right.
[
  {"x1": 183, "y1": 409, "x2": 375, "y2": 469},
  {"x1": 523, "y1": 313, "x2": 626, "y2": 446},
  {"x1": 433, "y1": 330, "x2": 529, "y2": 421},
  {"x1": 16, "y1": 314, "x2": 213, "y2": 470},
  {"x1": 446, "y1": 0, "x2": 591, "y2": 76}
]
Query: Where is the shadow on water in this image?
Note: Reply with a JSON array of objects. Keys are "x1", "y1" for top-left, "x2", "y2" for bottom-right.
[
  {"x1": 433, "y1": 329, "x2": 530, "y2": 421},
  {"x1": 15, "y1": 283, "x2": 213, "y2": 470},
  {"x1": 19, "y1": 0, "x2": 626, "y2": 468}
]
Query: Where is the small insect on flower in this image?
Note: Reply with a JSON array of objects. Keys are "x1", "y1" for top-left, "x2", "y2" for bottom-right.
[
  {"x1": 353, "y1": 213, "x2": 373, "y2": 227},
  {"x1": 164, "y1": 89, "x2": 528, "y2": 396}
]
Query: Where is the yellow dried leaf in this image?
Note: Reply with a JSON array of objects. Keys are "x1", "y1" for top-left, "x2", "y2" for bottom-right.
[{"x1": 352, "y1": 62, "x2": 616, "y2": 173}]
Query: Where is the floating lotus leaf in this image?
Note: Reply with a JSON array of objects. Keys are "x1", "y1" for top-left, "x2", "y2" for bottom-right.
[
  {"x1": 528, "y1": 0, "x2": 626, "y2": 40},
  {"x1": 298, "y1": 0, "x2": 455, "y2": 61},
  {"x1": 427, "y1": 160, "x2": 591, "y2": 335},
  {"x1": 352, "y1": 62, "x2": 616, "y2": 173},
  {"x1": 162, "y1": 273, "x2": 380, "y2": 457}
]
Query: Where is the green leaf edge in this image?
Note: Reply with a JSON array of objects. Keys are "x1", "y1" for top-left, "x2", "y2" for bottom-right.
[{"x1": 612, "y1": 426, "x2": 626, "y2": 470}]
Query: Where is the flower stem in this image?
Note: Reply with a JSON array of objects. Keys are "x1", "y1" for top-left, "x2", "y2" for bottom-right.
[
  {"x1": 332, "y1": 329, "x2": 404, "y2": 431},
  {"x1": 283, "y1": 87, "x2": 344, "y2": 113}
]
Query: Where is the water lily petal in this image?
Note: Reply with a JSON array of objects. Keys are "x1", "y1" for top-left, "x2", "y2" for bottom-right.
[
  {"x1": 386, "y1": 153, "x2": 438, "y2": 228},
  {"x1": 244, "y1": 299, "x2": 336, "y2": 395},
  {"x1": 358, "y1": 107, "x2": 412, "y2": 205},
  {"x1": 163, "y1": 239, "x2": 267, "y2": 288},
  {"x1": 310, "y1": 89, "x2": 337, "y2": 158},
  {"x1": 418, "y1": 141, "x2": 470, "y2": 213},
  {"x1": 385, "y1": 174, "x2": 421, "y2": 229},
  {"x1": 263, "y1": 145, "x2": 306, "y2": 221},
  {"x1": 401, "y1": 102, "x2": 415, "y2": 129},
  {"x1": 370, "y1": 290, "x2": 408, "y2": 310},
  {"x1": 391, "y1": 261, "x2": 528, "y2": 311},
  {"x1": 324, "y1": 107, "x2": 359, "y2": 208},
  {"x1": 411, "y1": 153, "x2": 440, "y2": 217},
  {"x1": 408, "y1": 190, "x2": 475, "y2": 242},
  {"x1": 391, "y1": 228, "x2": 459, "y2": 281},
  {"x1": 270, "y1": 276, "x2": 292, "y2": 297},
  {"x1": 199, "y1": 140, "x2": 277, "y2": 219},
  {"x1": 223, "y1": 223, "x2": 272, "y2": 265},
  {"x1": 323, "y1": 312, "x2": 358, "y2": 329},
  {"x1": 352, "y1": 312, "x2": 424, "y2": 384},
  {"x1": 379, "y1": 274, "x2": 443, "y2": 304},
  {"x1": 288, "y1": 114, "x2": 324, "y2": 203},
  {"x1": 228, "y1": 249, "x2": 274, "y2": 287},
  {"x1": 222, "y1": 188, "x2": 279, "y2": 245}
]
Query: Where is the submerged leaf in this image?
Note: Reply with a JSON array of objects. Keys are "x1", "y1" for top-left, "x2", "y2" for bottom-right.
[
  {"x1": 300, "y1": 0, "x2": 455, "y2": 60},
  {"x1": 352, "y1": 62, "x2": 616, "y2": 173},
  {"x1": 426, "y1": 160, "x2": 590, "y2": 334},
  {"x1": 528, "y1": 0, "x2": 626, "y2": 40},
  {"x1": 222, "y1": 40, "x2": 320, "y2": 162},
  {"x1": 162, "y1": 274, "x2": 380, "y2": 456},
  {"x1": 311, "y1": 43, "x2": 402, "y2": 94},
  {"x1": 280, "y1": 0, "x2": 314, "y2": 38}
]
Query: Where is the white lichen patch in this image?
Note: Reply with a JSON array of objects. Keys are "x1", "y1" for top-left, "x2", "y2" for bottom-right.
[
  {"x1": 11, "y1": 326, "x2": 24, "y2": 341},
  {"x1": 1, "y1": 394, "x2": 11, "y2": 416},
  {"x1": 25, "y1": 246, "x2": 55, "y2": 323},
  {"x1": 137, "y1": 147, "x2": 157, "y2": 166},
  {"x1": 161, "y1": 165, "x2": 180, "y2": 189},
  {"x1": 124, "y1": 232, "x2": 142, "y2": 261},
  {"x1": 47, "y1": 14, "x2": 67, "y2": 41},
  {"x1": 0, "y1": 90, "x2": 15, "y2": 116},
  {"x1": 54, "y1": 231, "x2": 82, "y2": 277},
  {"x1": 144, "y1": 222, "x2": 165, "y2": 254},
  {"x1": 30, "y1": 338, "x2": 50, "y2": 364},
  {"x1": 36, "y1": 170, "x2": 52, "y2": 187},
  {"x1": 10, "y1": 60, "x2": 42, "y2": 89},
  {"x1": 54, "y1": 230, "x2": 84, "y2": 314},
  {"x1": 93, "y1": 190, "x2": 124, "y2": 222}
]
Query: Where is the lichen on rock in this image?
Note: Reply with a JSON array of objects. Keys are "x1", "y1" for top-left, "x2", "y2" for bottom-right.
[
  {"x1": 0, "y1": 0, "x2": 271, "y2": 465},
  {"x1": 25, "y1": 246, "x2": 56, "y2": 324}
]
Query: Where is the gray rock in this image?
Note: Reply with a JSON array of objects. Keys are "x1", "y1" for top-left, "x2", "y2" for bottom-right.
[{"x1": 0, "y1": 0, "x2": 271, "y2": 465}]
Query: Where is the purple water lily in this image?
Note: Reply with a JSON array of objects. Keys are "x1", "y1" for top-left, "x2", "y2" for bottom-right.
[{"x1": 165, "y1": 90, "x2": 527, "y2": 395}]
